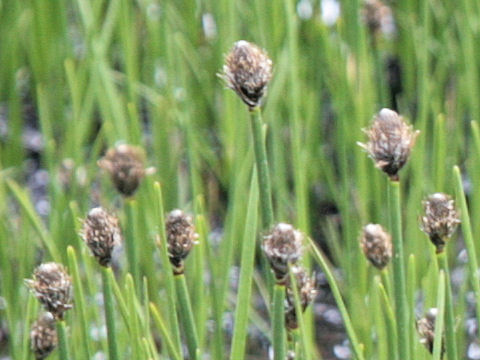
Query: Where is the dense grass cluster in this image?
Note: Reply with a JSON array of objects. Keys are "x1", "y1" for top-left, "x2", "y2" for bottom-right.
[{"x1": 2, "y1": 0, "x2": 480, "y2": 359}]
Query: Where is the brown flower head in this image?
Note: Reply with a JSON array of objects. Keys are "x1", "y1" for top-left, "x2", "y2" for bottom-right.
[
  {"x1": 420, "y1": 193, "x2": 460, "y2": 253},
  {"x1": 166, "y1": 209, "x2": 199, "y2": 275},
  {"x1": 30, "y1": 312, "x2": 57, "y2": 360},
  {"x1": 262, "y1": 223, "x2": 303, "y2": 283},
  {"x1": 81, "y1": 207, "x2": 122, "y2": 267},
  {"x1": 362, "y1": 0, "x2": 395, "y2": 37},
  {"x1": 360, "y1": 224, "x2": 392, "y2": 270},
  {"x1": 358, "y1": 108, "x2": 419, "y2": 181},
  {"x1": 416, "y1": 308, "x2": 444, "y2": 355},
  {"x1": 98, "y1": 144, "x2": 153, "y2": 197},
  {"x1": 285, "y1": 266, "x2": 317, "y2": 330},
  {"x1": 25, "y1": 263, "x2": 73, "y2": 320},
  {"x1": 221, "y1": 40, "x2": 273, "y2": 109}
]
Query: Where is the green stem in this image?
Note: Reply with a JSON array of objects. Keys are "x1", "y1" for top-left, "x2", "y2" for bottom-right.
[
  {"x1": 433, "y1": 271, "x2": 446, "y2": 360},
  {"x1": 453, "y1": 166, "x2": 480, "y2": 325},
  {"x1": 249, "y1": 107, "x2": 274, "y2": 229},
  {"x1": 308, "y1": 237, "x2": 365, "y2": 360},
  {"x1": 153, "y1": 182, "x2": 182, "y2": 354},
  {"x1": 388, "y1": 180, "x2": 410, "y2": 360},
  {"x1": 174, "y1": 274, "x2": 199, "y2": 360},
  {"x1": 230, "y1": 172, "x2": 259, "y2": 360},
  {"x1": 66, "y1": 247, "x2": 91, "y2": 359},
  {"x1": 437, "y1": 252, "x2": 458, "y2": 360},
  {"x1": 273, "y1": 284, "x2": 286, "y2": 360},
  {"x1": 125, "y1": 199, "x2": 140, "y2": 293},
  {"x1": 102, "y1": 266, "x2": 120, "y2": 360},
  {"x1": 56, "y1": 320, "x2": 71, "y2": 360}
]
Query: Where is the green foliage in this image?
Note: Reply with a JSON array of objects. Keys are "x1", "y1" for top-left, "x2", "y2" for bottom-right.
[{"x1": 1, "y1": 0, "x2": 479, "y2": 359}]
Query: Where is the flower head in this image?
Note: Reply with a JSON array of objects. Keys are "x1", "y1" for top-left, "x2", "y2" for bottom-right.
[
  {"x1": 81, "y1": 207, "x2": 122, "y2": 266},
  {"x1": 360, "y1": 224, "x2": 392, "y2": 270},
  {"x1": 416, "y1": 308, "x2": 444, "y2": 355},
  {"x1": 25, "y1": 263, "x2": 73, "y2": 320},
  {"x1": 285, "y1": 266, "x2": 317, "y2": 330},
  {"x1": 262, "y1": 223, "x2": 303, "y2": 283},
  {"x1": 221, "y1": 40, "x2": 273, "y2": 109},
  {"x1": 166, "y1": 209, "x2": 199, "y2": 275},
  {"x1": 420, "y1": 193, "x2": 460, "y2": 253},
  {"x1": 98, "y1": 144, "x2": 153, "y2": 197},
  {"x1": 30, "y1": 312, "x2": 57, "y2": 360},
  {"x1": 359, "y1": 108, "x2": 419, "y2": 181}
]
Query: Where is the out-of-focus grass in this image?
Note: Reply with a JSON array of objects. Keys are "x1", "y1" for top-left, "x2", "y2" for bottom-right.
[{"x1": 1, "y1": 0, "x2": 480, "y2": 359}]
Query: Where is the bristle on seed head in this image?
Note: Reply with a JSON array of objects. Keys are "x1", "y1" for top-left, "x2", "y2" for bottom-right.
[
  {"x1": 81, "y1": 207, "x2": 122, "y2": 266},
  {"x1": 25, "y1": 263, "x2": 72, "y2": 320},
  {"x1": 221, "y1": 40, "x2": 272, "y2": 109},
  {"x1": 165, "y1": 209, "x2": 199, "y2": 275},
  {"x1": 262, "y1": 223, "x2": 303, "y2": 283},
  {"x1": 358, "y1": 108, "x2": 419, "y2": 181}
]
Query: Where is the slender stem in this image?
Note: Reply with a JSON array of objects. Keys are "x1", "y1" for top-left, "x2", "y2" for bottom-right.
[
  {"x1": 102, "y1": 266, "x2": 120, "y2": 360},
  {"x1": 249, "y1": 107, "x2": 274, "y2": 229},
  {"x1": 453, "y1": 166, "x2": 480, "y2": 322},
  {"x1": 66, "y1": 246, "x2": 91, "y2": 359},
  {"x1": 273, "y1": 284, "x2": 286, "y2": 360},
  {"x1": 437, "y1": 252, "x2": 458, "y2": 360},
  {"x1": 433, "y1": 271, "x2": 446, "y2": 360},
  {"x1": 174, "y1": 274, "x2": 199, "y2": 360},
  {"x1": 388, "y1": 180, "x2": 410, "y2": 360},
  {"x1": 230, "y1": 172, "x2": 259, "y2": 360},
  {"x1": 125, "y1": 199, "x2": 139, "y2": 293},
  {"x1": 56, "y1": 320, "x2": 71, "y2": 360},
  {"x1": 308, "y1": 237, "x2": 365, "y2": 360},
  {"x1": 153, "y1": 182, "x2": 182, "y2": 354}
]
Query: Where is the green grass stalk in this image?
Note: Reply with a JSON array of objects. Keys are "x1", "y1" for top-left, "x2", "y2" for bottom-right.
[
  {"x1": 308, "y1": 237, "x2": 365, "y2": 360},
  {"x1": 174, "y1": 274, "x2": 199, "y2": 360},
  {"x1": 249, "y1": 107, "x2": 274, "y2": 229},
  {"x1": 432, "y1": 271, "x2": 446, "y2": 360},
  {"x1": 272, "y1": 284, "x2": 286, "y2": 360},
  {"x1": 388, "y1": 180, "x2": 410, "y2": 360},
  {"x1": 102, "y1": 266, "x2": 120, "y2": 360},
  {"x1": 230, "y1": 172, "x2": 259, "y2": 360},
  {"x1": 437, "y1": 252, "x2": 458, "y2": 360},
  {"x1": 453, "y1": 166, "x2": 480, "y2": 324},
  {"x1": 56, "y1": 320, "x2": 71, "y2": 360},
  {"x1": 124, "y1": 199, "x2": 139, "y2": 293}
]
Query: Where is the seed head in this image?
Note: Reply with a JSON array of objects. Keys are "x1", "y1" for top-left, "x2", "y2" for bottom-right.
[
  {"x1": 420, "y1": 193, "x2": 460, "y2": 253},
  {"x1": 285, "y1": 266, "x2": 317, "y2": 330},
  {"x1": 358, "y1": 108, "x2": 419, "y2": 181},
  {"x1": 221, "y1": 40, "x2": 273, "y2": 109},
  {"x1": 416, "y1": 308, "x2": 444, "y2": 356},
  {"x1": 360, "y1": 224, "x2": 392, "y2": 270},
  {"x1": 25, "y1": 263, "x2": 73, "y2": 320},
  {"x1": 263, "y1": 223, "x2": 303, "y2": 283},
  {"x1": 98, "y1": 144, "x2": 153, "y2": 197},
  {"x1": 81, "y1": 207, "x2": 122, "y2": 267},
  {"x1": 30, "y1": 312, "x2": 57, "y2": 360},
  {"x1": 166, "y1": 209, "x2": 199, "y2": 275},
  {"x1": 362, "y1": 0, "x2": 395, "y2": 37}
]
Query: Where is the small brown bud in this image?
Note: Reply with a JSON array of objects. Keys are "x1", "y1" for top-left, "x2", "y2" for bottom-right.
[
  {"x1": 360, "y1": 224, "x2": 392, "y2": 270},
  {"x1": 221, "y1": 40, "x2": 273, "y2": 109},
  {"x1": 81, "y1": 207, "x2": 122, "y2": 267},
  {"x1": 416, "y1": 308, "x2": 444, "y2": 356},
  {"x1": 420, "y1": 193, "x2": 460, "y2": 253},
  {"x1": 165, "y1": 210, "x2": 199, "y2": 275},
  {"x1": 98, "y1": 144, "x2": 153, "y2": 197},
  {"x1": 362, "y1": 0, "x2": 394, "y2": 37},
  {"x1": 25, "y1": 263, "x2": 73, "y2": 320},
  {"x1": 262, "y1": 223, "x2": 303, "y2": 283},
  {"x1": 30, "y1": 312, "x2": 57, "y2": 360},
  {"x1": 285, "y1": 266, "x2": 317, "y2": 330},
  {"x1": 358, "y1": 108, "x2": 419, "y2": 181}
]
